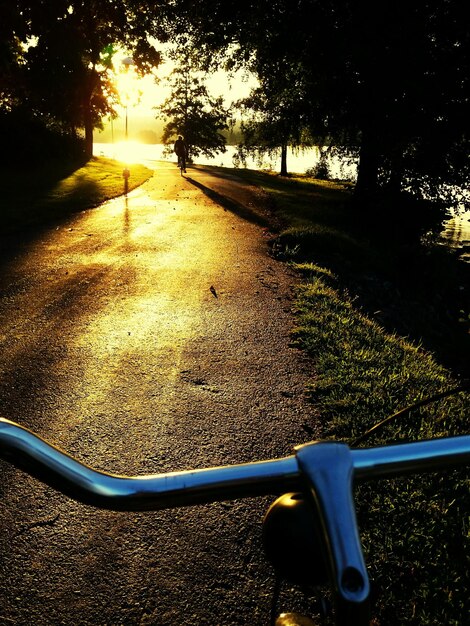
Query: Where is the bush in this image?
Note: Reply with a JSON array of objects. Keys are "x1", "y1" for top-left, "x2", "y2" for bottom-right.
[
  {"x1": 1, "y1": 109, "x2": 85, "y2": 165},
  {"x1": 306, "y1": 153, "x2": 331, "y2": 180}
]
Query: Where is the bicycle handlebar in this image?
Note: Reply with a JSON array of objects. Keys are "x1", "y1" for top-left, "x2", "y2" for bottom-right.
[
  {"x1": 1, "y1": 418, "x2": 468, "y2": 509},
  {"x1": 0, "y1": 418, "x2": 301, "y2": 510},
  {"x1": 1, "y1": 416, "x2": 469, "y2": 625}
]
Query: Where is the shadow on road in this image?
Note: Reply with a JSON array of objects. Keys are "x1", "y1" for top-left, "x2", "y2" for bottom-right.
[{"x1": 185, "y1": 175, "x2": 274, "y2": 230}]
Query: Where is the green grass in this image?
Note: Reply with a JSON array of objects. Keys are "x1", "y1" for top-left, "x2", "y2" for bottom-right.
[
  {"x1": 2, "y1": 156, "x2": 153, "y2": 235},
  {"x1": 231, "y1": 167, "x2": 469, "y2": 625},
  {"x1": 293, "y1": 266, "x2": 468, "y2": 625},
  {"x1": 234, "y1": 168, "x2": 469, "y2": 374}
]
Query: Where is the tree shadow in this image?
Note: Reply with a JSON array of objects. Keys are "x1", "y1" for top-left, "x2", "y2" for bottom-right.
[
  {"x1": 1, "y1": 161, "x2": 103, "y2": 268},
  {"x1": 185, "y1": 175, "x2": 273, "y2": 229}
]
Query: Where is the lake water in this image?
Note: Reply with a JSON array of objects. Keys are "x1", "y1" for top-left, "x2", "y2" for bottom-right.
[
  {"x1": 93, "y1": 141, "x2": 357, "y2": 178},
  {"x1": 94, "y1": 141, "x2": 469, "y2": 261}
]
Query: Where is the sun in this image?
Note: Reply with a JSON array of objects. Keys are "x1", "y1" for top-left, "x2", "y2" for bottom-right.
[{"x1": 114, "y1": 61, "x2": 141, "y2": 107}]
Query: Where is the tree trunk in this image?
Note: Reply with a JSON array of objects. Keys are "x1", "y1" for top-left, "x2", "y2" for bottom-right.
[
  {"x1": 84, "y1": 103, "x2": 93, "y2": 160},
  {"x1": 355, "y1": 129, "x2": 379, "y2": 200},
  {"x1": 280, "y1": 143, "x2": 288, "y2": 176},
  {"x1": 82, "y1": 67, "x2": 99, "y2": 161}
]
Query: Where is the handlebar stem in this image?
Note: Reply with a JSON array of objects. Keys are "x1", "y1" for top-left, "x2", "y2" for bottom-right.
[{"x1": 295, "y1": 441, "x2": 370, "y2": 626}]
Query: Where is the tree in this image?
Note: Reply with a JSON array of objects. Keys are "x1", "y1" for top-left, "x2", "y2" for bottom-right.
[
  {"x1": 338, "y1": 1, "x2": 470, "y2": 203},
  {"x1": 236, "y1": 60, "x2": 314, "y2": 176},
  {"x1": 151, "y1": 0, "x2": 470, "y2": 208},
  {"x1": 0, "y1": 1, "x2": 28, "y2": 111},
  {"x1": 159, "y1": 62, "x2": 229, "y2": 160},
  {"x1": 2, "y1": 0, "x2": 162, "y2": 160}
]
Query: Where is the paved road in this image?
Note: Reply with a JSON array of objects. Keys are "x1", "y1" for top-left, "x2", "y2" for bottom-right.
[{"x1": 0, "y1": 162, "x2": 319, "y2": 625}]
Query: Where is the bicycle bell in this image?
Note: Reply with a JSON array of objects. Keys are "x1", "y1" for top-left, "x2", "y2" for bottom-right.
[{"x1": 262, "y1": 492, "x2": 329, "y2": 586}]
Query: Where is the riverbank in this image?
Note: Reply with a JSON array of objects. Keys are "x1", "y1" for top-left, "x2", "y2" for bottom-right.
[{"x1": 219, "y1": 166, "x2": 469, "y2": 377}]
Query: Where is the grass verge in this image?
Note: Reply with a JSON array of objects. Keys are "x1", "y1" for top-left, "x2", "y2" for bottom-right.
[
  {"x1": 294, "y1": 265, "x2": 468, "y2": 625},
  {"x1": 232, "y1": 168, "x2": 469, "y2": 625},
  {"x1": 2, "y1": 156, "x2": 153, "y2": 236}
]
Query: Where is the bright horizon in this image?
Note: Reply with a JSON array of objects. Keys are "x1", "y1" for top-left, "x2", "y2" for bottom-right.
[{"x1": 96, "y1": 50, "x2": 258, "y2": 144}]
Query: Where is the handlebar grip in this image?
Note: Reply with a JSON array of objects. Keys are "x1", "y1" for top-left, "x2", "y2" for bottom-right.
[{"x1": 352, "y1": 436, "x2": 470, "y2": 478}]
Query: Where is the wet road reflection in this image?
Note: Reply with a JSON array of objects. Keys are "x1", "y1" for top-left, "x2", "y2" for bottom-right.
[{"x1": 0, "y1": 162, "x2": 317, "y2": 626}]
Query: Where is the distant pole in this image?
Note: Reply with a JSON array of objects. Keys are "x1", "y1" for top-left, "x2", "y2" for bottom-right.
[
  {"x1": 121, "y1": 56, "x2": 134, "y2": 145},
  {"x1": 121, "y1": 56, "x2": 134, "y2": 191}
]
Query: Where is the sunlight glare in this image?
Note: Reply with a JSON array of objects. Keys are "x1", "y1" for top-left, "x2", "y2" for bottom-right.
[
  {"x1": 112, "y1": 140, "x2": 148, "y2": 164},
  {"x1": 115, "y1": 64, "x2": 141, "y2": 107}
]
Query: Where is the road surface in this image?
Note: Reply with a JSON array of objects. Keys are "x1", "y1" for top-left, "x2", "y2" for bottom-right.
[{"x1": 0, "y1": 162, "x2": 320, "y2": 625}]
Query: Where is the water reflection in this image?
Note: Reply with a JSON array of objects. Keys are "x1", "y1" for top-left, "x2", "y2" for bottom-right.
[{"x1": 439, "y1": 210, "x2": 470, "y2": 262}]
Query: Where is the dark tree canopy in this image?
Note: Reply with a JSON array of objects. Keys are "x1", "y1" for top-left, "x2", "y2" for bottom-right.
[
  {"x1": 154, "y1": 0, "x2": 469, "y2": 206},
  {"x1": 1, "y1": 0, "x2": 163, "y2": 160}
]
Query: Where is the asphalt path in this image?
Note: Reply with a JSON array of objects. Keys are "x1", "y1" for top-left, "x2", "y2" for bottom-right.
[{"x1": 0, "y1": 161, "x2": 320, "y2": 625}]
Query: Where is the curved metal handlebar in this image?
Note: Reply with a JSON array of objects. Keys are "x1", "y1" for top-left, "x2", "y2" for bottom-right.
[
  {"x1": 1, "y1": 418, "x2": 468, "y2": 509},
  {"x1": 1, "y1": 417, "x2": 469, "y2": 626},
  {"x1": 0, "y1": 418, "x2": 301, "y2": 510}
]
